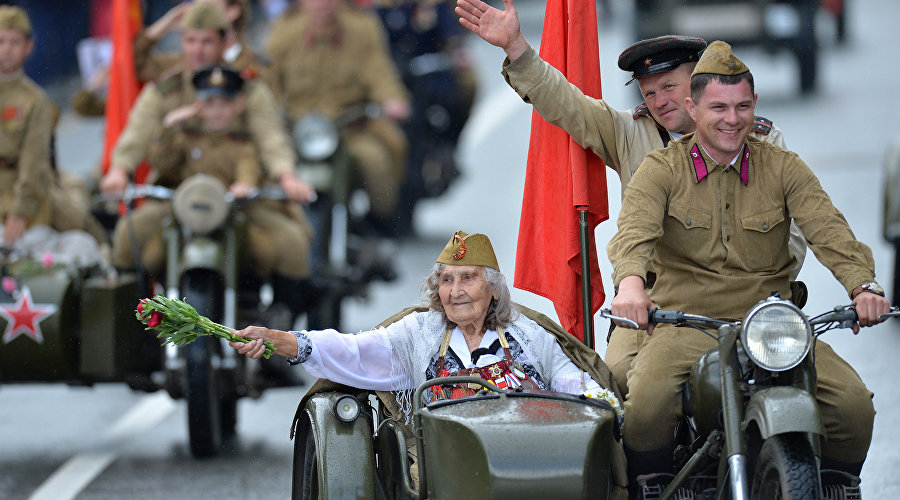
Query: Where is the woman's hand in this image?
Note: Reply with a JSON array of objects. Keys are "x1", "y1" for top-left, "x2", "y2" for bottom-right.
[{"x1": 229, "y1": 326, "x2": 297, "y2": 359}]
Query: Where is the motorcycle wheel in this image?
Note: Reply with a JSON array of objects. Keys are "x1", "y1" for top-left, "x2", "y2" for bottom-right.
[
  {"x1": 183, "y1": 272, "x2": 227, "y2": 457},
  {"x1": 750, "y1": 433, "x2": 821, "y2": 499},
  {"x1": 292, "y1": 426, "x2": 320, "y2": 500}
]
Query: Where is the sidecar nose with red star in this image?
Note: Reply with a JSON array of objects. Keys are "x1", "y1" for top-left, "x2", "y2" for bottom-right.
[{"x1": 0, "y1": 255, "x2": 153, "y2": 383}]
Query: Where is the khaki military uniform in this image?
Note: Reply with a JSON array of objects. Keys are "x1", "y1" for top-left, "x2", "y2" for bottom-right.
[
  {"x1": 112, "y1": 123, "x2": 311, "y2": 278},
  {"x1": 607, "y1": 133, "x2": 876, "y2": 462},
  {"x1": 111, "y1": 66, "x2": 296, "y2": 179},
  {"x1": 0, "y1": 74, "x2": 106, "y2": 243},
  {"x1": 265, "y1": 6, "x2": 410, "y2": 217},
  {"x1": 502, "y1": 46, "x2": 807, "y2": 394}
]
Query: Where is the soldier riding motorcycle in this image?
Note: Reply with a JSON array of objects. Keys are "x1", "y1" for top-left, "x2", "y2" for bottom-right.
[{"x1": 601, "y1": 299, "x2": 899, "y2": 500}]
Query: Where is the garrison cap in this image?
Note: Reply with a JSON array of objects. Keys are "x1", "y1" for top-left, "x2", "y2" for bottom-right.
[
  {"x1": 192, "y1": 65, "x2": 244, "y2": 99},
  {"x1": 617, "y1": 35, "x2": 706, "y2": 85},
  {"x1": 436, "y1": 231, "x2": 499, "y2": 271},
  {"x1": 181, "y1": 2, "x2": 228, "y2": 32},
  {"x1": 0, "y1": 6, "x2": 31, "y2": 37},
  {"x1": 691, "y1": 40, "x2": 749, "y2": 77}
]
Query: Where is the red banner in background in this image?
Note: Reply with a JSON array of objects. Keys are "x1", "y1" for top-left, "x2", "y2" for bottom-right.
[
  {"x1": 513, "y1": 0, "x2": 608, "y2": 342},
  {"x1": 102, "y1": 0, "x2": 148, "y2": 183}
]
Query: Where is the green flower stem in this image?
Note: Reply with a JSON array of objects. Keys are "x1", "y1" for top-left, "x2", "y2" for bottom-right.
[{"x1": 136, "y1": 295, "x2": 275, "y2": 358}]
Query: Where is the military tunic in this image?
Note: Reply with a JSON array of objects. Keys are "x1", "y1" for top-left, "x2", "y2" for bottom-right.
[
  {"x1": 608, "y1": 133, "x2": 876, "y2": 461},
  {"x1": 111, "y1": 67, "x2": 296, "y2": 179},
  {"x1": 502, "y1": 45, "x2": 807, "y2": 393},
  {"x1": 0, "y1": 73, "x2": 105, "y2": 243},
  {"x1": 265, "y1": 6, "x2": 410, "y2": 217},
  {"x1": 112, "y1": 123, "x2": 311, "y2": 278}
]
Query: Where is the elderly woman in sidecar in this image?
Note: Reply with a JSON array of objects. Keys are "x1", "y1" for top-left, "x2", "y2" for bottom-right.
[{"x1": 230, "y1": 230, "x2": 620, "y2": 411}]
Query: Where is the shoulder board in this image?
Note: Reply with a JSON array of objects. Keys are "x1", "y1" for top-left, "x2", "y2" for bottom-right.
[
  {"x1": 752, "y1": 115, "x2": 773, "y2": 136},
  {"x1": 633, "y1": 102, "x2": 651, "y2": 120},
  {"x1": 155, "y1": 72, "x2": 183, "y2": 95}
]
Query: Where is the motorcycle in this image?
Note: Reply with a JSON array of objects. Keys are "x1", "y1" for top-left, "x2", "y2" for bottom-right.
[
  {"x1": 293, "y1": 105, "x2": 398, "y2": 329},
  {"x1": 600, "y1": 296, "x2": 899, "y2": 499},
  {"x1": 96, "y1": 175, "x2": 296, "y2": 457}
]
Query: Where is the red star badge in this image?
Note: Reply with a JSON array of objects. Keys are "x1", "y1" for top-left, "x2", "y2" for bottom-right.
[
  {"x1": 644, "y1": 57, "x2": 652, "y2": 67},
  {"x1": 0, "y1": 287, "x2": 57, "y2": 344}
]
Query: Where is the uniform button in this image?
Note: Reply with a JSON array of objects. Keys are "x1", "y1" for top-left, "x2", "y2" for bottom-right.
[
  {"x1": 725, "y1": 203, "x2": 730, "y2": 210},
  {"x1": 686, "y1": 218, "x2": 692, "y2": 227},
  {"x1": 762, "y1": 223, "x2": 769, "y2": 231},
  {"x1": 726, "y1": 235, "x2": 731, "y2": 242}
]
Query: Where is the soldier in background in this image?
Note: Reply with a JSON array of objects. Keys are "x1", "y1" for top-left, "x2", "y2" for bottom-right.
[
  {"x1": 100, "y1": 3, "x2": 319, "y2": 316},
  {"x1": 134, "y1": 0, "x2": 266, "y2": 83},
  {"x1": 0, "y1": 6, "x2": 106, "y2": 246},
  {"x1": 266, "y1": 0, "x2": 411, "y2": 234},
  {"x1": 112, "y1": 65, "x2": 314, "y2": 323}
]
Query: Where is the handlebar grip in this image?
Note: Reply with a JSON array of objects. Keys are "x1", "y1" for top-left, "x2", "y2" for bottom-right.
[{"x1": 648, "y1": 309, "x2": 681, "y2": 325}]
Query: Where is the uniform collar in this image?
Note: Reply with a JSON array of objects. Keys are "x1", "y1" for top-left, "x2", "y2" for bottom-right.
[
  {"x1": 300, "y1": 11, "x2": 346, "y2": 48},
  {"x1": 689, "y1": 138, "x2": 750, "y2": 186}
]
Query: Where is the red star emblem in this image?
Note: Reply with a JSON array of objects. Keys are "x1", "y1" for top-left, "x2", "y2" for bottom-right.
[
  {"x1": 644, "y1": 57, "x2": 652, "y2": 67},
  {"x1": 0, "y1": 286, "x2": 57, "y2": 344}
]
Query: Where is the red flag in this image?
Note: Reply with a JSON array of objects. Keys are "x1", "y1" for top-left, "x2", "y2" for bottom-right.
[
  {"x1": 102, "y1": 0, "x2": 148, "y2": 183},
  {"x1": 513, "y1": 0, "x2": 608, "y2": 342}
]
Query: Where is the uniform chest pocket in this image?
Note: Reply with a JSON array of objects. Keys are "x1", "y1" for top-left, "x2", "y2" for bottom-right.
[
  {"x1": 668, "y1": 202, "x2": 712, "y2": 230},
  {"x1": 740, "y1": 207, "x2": 785, "y2": 233},
  {"x1": 739, "y1": 207, "x2": 787, "y2": 271}
]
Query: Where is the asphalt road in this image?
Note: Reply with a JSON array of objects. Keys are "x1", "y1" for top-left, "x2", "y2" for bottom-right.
[{"x1": 3, "y1": 0, "x2": 900, "y2": 498}]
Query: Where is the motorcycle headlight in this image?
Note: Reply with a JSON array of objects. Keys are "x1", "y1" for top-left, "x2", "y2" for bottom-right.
[
  {"x1": 333, "y1": 395, "x2": 361, "y2": 423},
  {"x1": 172, "y1": 175, "x2": 230, "y2": 235},
  {"x1": 741, "y1": 299, "x2": 812, "y2": 371},
  {"x1": 293, "y1": 114, "x2": 339, "y2": 162}
]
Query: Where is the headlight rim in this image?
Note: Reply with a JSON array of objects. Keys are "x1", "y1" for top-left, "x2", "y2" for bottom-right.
[{"x1": 740, "y1": 299, "x2": 812, "y2": 372}]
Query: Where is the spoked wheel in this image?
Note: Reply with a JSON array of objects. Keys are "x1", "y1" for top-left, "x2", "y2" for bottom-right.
[
  {"x1": 751, "y1": 433, "x2": 822, "y2": 499},
  {"x1": 292, "y1": 424, "x2": 320, "y2": 500},
  {"x1": 182, "y1": 271, "x2": 227, "y2": 457}
]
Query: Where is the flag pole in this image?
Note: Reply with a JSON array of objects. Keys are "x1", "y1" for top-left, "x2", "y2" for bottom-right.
[{"x1": 578, "y1": 207, "x2": 595, "y2": 349}]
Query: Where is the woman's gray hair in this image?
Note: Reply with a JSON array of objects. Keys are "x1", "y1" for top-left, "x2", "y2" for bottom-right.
[{"x1": 422, "y1": 263, "x2": 517, "y2": 331}]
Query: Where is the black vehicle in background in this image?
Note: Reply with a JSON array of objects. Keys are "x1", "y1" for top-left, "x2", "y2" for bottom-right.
[{"x1": 634, "y1": 0, "x2": 820, "y2": 94}]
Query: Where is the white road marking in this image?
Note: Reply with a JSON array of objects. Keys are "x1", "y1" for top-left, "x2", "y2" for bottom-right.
[{"x1": 28, "y1": 392, "x2": 177, "y2": 500}]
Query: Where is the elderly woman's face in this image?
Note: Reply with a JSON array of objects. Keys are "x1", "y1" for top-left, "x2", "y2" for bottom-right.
[{"x1": 438, "y1": 265, "x2": 494, "y2": 330}]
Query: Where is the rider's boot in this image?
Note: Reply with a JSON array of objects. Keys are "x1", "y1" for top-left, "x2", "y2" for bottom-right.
[
  {"x1": 624, "y1": 444, "x2": 674, "y2": 500},
  {"x1": 820, "y1": 457, "x2": 863, "y2": 500}
]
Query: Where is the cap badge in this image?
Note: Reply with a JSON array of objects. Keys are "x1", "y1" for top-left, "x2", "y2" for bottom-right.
[
  {"x1": 452, "y1": 233, "x2": 467, "y2": 260},
  {"x1": 644, "y1": 57, "x2": 652, "y2": 67},
  {"x1": 210, "y1": 68, "x2": 225, "y2": 87}
]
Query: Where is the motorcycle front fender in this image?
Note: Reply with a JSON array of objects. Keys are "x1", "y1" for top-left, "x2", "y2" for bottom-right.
[
  {"x1": 180, "y1": 237, "x2": 224, "y2": 273},
  {"x1": 742, "y1": 386, "x2": 825, "y2": 440},
  {"x1": 294, "y1": 392, "x2": 377, "y2": 498}
]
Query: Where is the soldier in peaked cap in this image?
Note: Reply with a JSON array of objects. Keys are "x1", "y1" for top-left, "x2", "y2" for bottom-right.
[
  {"x1": 100, "y1": 2, "x2": 314, "y2": 205},
  {"x1": 456, "y1": 0, "x2": 806, "y2": 397},
  {"x1": 608, "y1": 40, "x2": 889, "y2": 489}
]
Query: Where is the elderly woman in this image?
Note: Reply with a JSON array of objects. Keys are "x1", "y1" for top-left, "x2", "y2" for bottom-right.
[{"x1": 231, "y1": 230, "x2": 618, "y2": 410}]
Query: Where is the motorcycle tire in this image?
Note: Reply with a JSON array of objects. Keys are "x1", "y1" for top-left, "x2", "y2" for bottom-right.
[
  {"x1": 183, "y1": 272, "x2": 226, "y2": 457},
  {"x1": 292, "y1": 424, "x2": 320, "y2": 500},
  {"x1": 750, "y1": 433, "x2": 822, "y2": 499}
]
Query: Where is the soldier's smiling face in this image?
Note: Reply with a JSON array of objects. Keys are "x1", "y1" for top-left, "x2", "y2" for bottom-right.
[
  {"x1": 181, "y1": 28, "x2": 226, "y2": 74},
  {"x1": 0, "y1": 27, "x2": 32, "y2": 75},
  {"x1": 637, "y1": 64, "x2": 695, "y2": 135},
  {"x1": 685, "y1": 78, "x2": 757, "y2": 165}
]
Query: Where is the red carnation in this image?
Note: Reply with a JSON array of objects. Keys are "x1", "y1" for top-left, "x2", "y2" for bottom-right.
[
  {"x1": 136, "y1": 300, "x2": 147, "y2": 315},
  {"x1": 147, "y1": 311, "x2": 163, "y2": 328}
]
